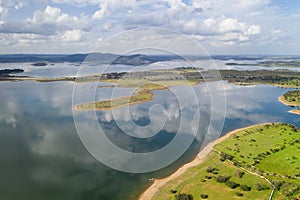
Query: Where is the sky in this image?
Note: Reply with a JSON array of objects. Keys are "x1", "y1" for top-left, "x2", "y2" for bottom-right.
[{"x1": 0, "y1": 0, "x2": 300, "y2": 55}]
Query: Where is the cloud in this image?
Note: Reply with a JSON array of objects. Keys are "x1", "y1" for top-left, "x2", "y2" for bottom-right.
[
  {"x1": 92, "y1": 0, "x2": 137, "y2": 19},
  {"x1": 61, "y1": 29, "x2": 83, "y2": 42},
  {"x1": 0, "y1": 0, "x2": 26, "y2": 18},
  {"x1": 0, "y1": 0, "x2": 298, "y2": 54},
  {"x1": 0, "y1": 6, "x2": 91, "y2": 36}
]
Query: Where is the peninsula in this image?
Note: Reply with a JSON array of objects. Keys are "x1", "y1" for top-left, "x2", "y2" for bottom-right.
[
  {"x1": 140, "y1": 123, "x2": 300, "y2": 200},
  {"x1": 279, "y1": 90, "x2": 300, "y2": 115}
]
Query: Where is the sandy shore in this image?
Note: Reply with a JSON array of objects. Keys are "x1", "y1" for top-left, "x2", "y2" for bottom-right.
[
  {"x1": 278, "y1": 95, "x2": 300, "y2": 107},
  {"x1": 288, "y1": 110, "x2": 300, "y2": 116},
  {"x1": 278, "y1": 96, "x2": 300, "y2": 116},
  {"x1": 138, "y1": 123, "x2": 271, "y2": 200}
]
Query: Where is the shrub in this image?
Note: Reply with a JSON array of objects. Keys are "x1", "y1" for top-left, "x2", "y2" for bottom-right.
[
  {"x1": 206, "y1": 166, "x2": 218, "y2": 173},
  {"x1": 215, "y1": 175, "x2": 231, "y2": 183},
  {"x1": 220, "y1": 152, "x2": 234, "y2": 161},
  {"x1": 205, "y1": 175, "x2": 212, "y2": 179},
  {"x1": 254, "y1": 183, "x2": 270, "y2": 191},
  {"x1": 226, "y1": 181, "x2": 240, "y2": 189},
  {"x1": 200, "y1": 194, "x2": 208, "y2": 199},
  {"x1": 236, "y1": 192, "x2": 243, "y2": 197},
  {"x1": 170, "y1": 189, "x2": 177, "y2": 194},
  {"x1": 175, "y1": 193, "x2": 193, "y2": 200},
  {"x1": 234, "y1": 170, "x2": 245, "y2": 178},
  {"x1": 240, "y1": 185, "x2": 252, "y2": 191}
]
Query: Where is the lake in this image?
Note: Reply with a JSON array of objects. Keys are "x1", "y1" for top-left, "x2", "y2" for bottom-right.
[{"x1": 0, "y1": 72, "x2": 299, "y2": 199}]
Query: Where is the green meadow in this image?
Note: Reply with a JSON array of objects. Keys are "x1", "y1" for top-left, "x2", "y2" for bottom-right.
[{"x1": 154, "y1": 123, "x2": 300, "y2": 200}]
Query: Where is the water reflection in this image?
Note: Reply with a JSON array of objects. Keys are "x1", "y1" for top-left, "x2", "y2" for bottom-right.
[{"x1": 0, "y1": 80, "x2": 299, "y2": 199}]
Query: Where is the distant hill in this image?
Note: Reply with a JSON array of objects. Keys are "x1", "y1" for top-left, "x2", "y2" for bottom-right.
[
  {"x1": 1, "y1": 54, "x2": 299, "y2": 65},
  {"x1": 0, "y1": 53, "x2": 183, "y2": 66}
]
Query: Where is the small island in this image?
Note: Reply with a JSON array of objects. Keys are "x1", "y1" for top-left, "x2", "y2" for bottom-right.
[
  {"x1": 140, "y1": 123, "x2": 300, "y2": 200},
  {"x1": 279, "y1": 90, "x2": 300, "y2": 115},
  {"x1": 0, "y1": 69, "x2": 24, "y2": 76},
  {"x1": 31, "y1": 62, "x2": 48, "y2": 66}
]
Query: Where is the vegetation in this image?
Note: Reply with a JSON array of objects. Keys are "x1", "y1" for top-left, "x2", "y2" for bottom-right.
[
  {"x1": 281, "y1": 90, "x2": 300, "y2": 106},
  {"x1": 278, "y1": 90, "x2": 300, "y2": 115},
  {"x1": 153, "y1": 123, "x2": 300, "y2": 200},
  {"x1": 75, "y1": 69, "x2": 300, "y2": 110},
  {"x1": 226, "y1": 60, "x2": 300, "y2": 68},
  {"x1": 75, "y1": 81, "x2": 196, "y2": 110},
  {"x1": 175, "y1": 193, "x2": 194, "y2": 200},
  {"x1": 0, "y1": 69, "x2": 24, "y2": 76}
]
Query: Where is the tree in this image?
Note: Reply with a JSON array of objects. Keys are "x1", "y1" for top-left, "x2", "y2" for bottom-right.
[
  {"x1": 200, "y1": 194, "x2": 208, "y2": 199},
  {"x1": 226, "y1": 181, "x2": 240, "y2": 189},
  {"x1": 170, "y1": 189, "x2": 177, "y2": 194},
  {"x1": 215, "y1": 175, "x2": 231, "y2": 183},
  {"x1": 236, "y1": 192, "x2": 243, "y2": 197},
  {"x1": 240, "y1": 185, "x2": 252, "y2": 191},
  {"x1": 234, "y1": 170, "x2": 245, "y2": 178},
  {"x1": 175, "y1": 193, "x2": 194, "y2": 200}
]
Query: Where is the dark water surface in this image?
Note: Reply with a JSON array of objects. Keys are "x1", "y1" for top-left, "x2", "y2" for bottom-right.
[{"x1": 0, "y1": 80, "x2": 299, "y2": 200}]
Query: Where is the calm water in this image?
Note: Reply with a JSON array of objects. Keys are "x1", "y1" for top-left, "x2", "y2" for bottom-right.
[{"x1": 0, "y1": 79, "x2": 299, "y2": 200}]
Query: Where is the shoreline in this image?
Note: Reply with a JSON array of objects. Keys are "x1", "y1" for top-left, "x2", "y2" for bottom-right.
[
  {"x1": 138, "y1": 123, "x2": 271, "y2": 200},
  {"x1": 278, "y1": 96, "x2": 300, "y2": 116},
  {"x1": 289, "y1": 109, "x2": 300, "y2": 115},
  {"x1": 278, "y1": 95, "x2": 300, "y2": 107}
]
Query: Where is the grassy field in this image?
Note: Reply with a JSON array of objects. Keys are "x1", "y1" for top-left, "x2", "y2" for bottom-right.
[
  {"x1": 153, "y1": 151, "x2": 271, "y2": 200},
  {"x1": 153, "y1": 123, "x2": 300, "y2": 200}
]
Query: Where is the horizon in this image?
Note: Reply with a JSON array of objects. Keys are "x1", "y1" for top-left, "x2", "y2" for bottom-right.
[{"x1": 0, "y1": 53, "x2": 300, "y2": 56}]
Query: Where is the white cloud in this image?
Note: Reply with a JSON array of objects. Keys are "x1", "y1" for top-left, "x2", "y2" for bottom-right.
[
  {"x1": 0, "y1": 4, "x2": 91, "y2": 46},
  {"x1": 246, "y1": 25, "x2": 261, "y2": 35},
  {"x1": 218, "y1": 18, "x2": 246, "y2": 33},
  {"x1": 0, "y1": 0, "x2": 299, "y2": 54},
  {"x1": 92, "y1": 0, "x2": 137, "y2": 19},
  {"x1": 61, "y1": 29, "x2": 82, "y2": 42}
]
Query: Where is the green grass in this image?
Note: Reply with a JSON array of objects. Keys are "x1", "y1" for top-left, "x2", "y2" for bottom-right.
[
  {"x1": 75, "y1": 87, "x2": 155, "y2": 111},
  {"x1": 153, "y1": 123, "x2": 300, "y2": 200},
  {"x1": 153, "y1": 152, "x2": 271, "y2": 200},
  {"x1": 215, "y1": 123, "x2": 300, "y2": 199}
]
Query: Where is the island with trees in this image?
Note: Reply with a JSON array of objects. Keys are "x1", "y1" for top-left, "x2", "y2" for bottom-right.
[{"x1": 279, "y1": 90, "x2": 300, "y2": 115}]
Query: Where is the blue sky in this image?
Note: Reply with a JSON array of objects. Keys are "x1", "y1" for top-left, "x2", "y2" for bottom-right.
[{"x1": 0, "y1": 0, "x2": 299, "y2": 55}]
